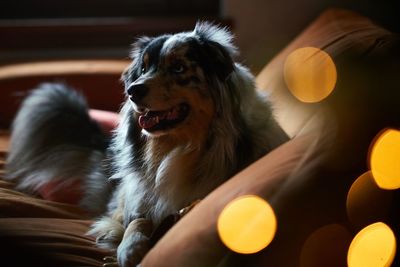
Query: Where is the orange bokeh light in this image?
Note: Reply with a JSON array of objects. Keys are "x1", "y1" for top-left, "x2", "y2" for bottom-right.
[
  {"x1": 369, "y1": 129, "x2": 400, "y2": 190},
  {"x1": 217, "y1": 195, "x2": 277, "y2": 254},
  {"x1": 284, "y1": 47, "x2": 337, "y2": 103},
  {"x1": 348, "y1": 222, "x2": 396, "y2": 267}
]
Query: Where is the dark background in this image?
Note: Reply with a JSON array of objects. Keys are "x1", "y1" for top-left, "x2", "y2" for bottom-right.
[{"x1": 0, "y1": 0, "x2": 398, "y2": 72}]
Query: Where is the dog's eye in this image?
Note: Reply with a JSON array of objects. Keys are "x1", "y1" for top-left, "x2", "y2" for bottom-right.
[
  {"x1": 170, "y1": 64, "x2": 185, "y2": 74},
  {"x1": 141, "y1": 66, "x2": 146, "y2": 74}
]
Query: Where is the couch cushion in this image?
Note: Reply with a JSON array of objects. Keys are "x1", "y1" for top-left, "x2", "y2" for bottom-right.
[
  {"x1": 0, "y1": 218, "x2": 110, "y2": 266},
  {"x1": 0, "y1": 132, "x2": 110, "y2": 266}
]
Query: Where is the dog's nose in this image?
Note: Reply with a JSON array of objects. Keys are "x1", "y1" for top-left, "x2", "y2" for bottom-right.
[{"x1": 127, "y1": 83, "x2": 148, "y2": 102}]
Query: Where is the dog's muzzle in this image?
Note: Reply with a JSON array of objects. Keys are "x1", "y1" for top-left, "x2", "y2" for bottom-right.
[
  {"x1": 127, "y1": 83, "x2": 149, "y2": 103},
  {"x1": 136, "y1": 103, "x2": 190, "y2": 132}
]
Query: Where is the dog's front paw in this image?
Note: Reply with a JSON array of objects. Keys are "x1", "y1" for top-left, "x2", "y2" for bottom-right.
[
  {"x1": 102, "y1": 256, "x2": 119, "y2": 267},
  {"x1": 117, "y1": 218, "x2": 153, "y2": 267},
  {"x1": 117, "y1": 231, "x2": 150, "y2": 267},
  {"x1": 88, "y1": 217, "x2": 125, "y2": 250}
]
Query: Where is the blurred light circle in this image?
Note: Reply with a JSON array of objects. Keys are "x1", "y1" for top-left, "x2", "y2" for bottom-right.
[
  {"x1": 300, "y1": 224, "x2": 352, "y2": 267},
  {"x1": 217, "y1": 195, "x2": 277, "y2": 254},
  {"x1": 346, "y1": 171, "x2": 393, "y2": 229},
  {"x1": 347, "y1": 222, "x2": 396, "y2": 267},
  {"x1": 370, "y1": 129, "x2": 400, "y2": 190},
  {"x1": 284, "y1": 47, "x2": 337, "y2": 103}
]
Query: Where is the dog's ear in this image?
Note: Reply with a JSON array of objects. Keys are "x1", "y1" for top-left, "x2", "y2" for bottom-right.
[
  {"x1": 129, "y1": 36, "x2": 153, "y2": 60},
  {"x1": 121, "y1": 36, "x2": 153, "y2": 86},
  {"x1": 194, "y1": 22, "x2": 237, "y2": 79}
]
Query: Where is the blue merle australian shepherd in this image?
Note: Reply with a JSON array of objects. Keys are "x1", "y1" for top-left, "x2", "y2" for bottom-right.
[{"x1": 5, "y1": 22, "x2": 288, "y2": 266}]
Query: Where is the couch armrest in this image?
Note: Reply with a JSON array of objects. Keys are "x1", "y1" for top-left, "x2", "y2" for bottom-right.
[
  {"x1": 0, "y1": 60, "x2": 129, "y2": 128},
  {"x1": 256, "y1": 8, "x2": 396, "y2": 138}
]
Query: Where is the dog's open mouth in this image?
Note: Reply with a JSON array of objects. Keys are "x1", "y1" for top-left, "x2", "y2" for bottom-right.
[{"x1": 138, "y1": 103, "x2": 190, "y2": 132}]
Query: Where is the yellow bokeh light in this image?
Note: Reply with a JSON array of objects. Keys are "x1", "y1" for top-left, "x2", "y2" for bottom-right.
[
  {"x1": 369, "y1": 129, "x2": 400, "y2": 190},
  {"x1": 348, "y1": 222, "x2": 396, "y2": 267},
  {"x1": 217, "y1": 195, "x2": 277, "y2": 254},
  {"x1": 283, "y1": 47, "x2": 337, "y2": 103}
]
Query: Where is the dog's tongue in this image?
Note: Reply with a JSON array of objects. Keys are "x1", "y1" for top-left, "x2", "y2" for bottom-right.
[{"x1": 138, "y1": 106, "x2": 181, "y2": 129}]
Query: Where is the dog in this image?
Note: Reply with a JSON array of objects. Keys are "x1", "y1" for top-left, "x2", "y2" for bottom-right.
[{"x1": 5, "y1": 22, "x2": 289, "y2": 266}]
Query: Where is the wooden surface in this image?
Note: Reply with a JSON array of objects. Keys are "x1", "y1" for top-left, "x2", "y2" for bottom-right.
[{"x1": 0, "y1": 17, "x2": 232, "y2": 65}]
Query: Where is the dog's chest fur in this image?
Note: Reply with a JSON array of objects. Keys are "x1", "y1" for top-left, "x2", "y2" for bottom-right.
[
  {"x1": 112, "y1": 104, "x2": 221, "y2": 226},
  {"x1": 119, "y1": 144, "x2": 213, "y2": 226}
]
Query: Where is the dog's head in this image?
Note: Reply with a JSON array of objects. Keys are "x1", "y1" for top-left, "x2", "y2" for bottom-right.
[{"x1": 122, "y1": 22, "x2": 239, "y2": 139}]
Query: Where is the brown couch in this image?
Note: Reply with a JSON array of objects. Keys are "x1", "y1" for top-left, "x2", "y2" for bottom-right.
[{"x1": 0, "y1": 8, "x2": 399, "y2": 267}]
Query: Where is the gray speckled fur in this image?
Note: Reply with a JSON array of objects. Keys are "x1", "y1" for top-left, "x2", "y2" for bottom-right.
[
  {"x1": 5, "y1": 22, "x2": 289, "y2": 265},
  {"x1": 5, "y1": 83, "x2": 111, "y2": 215}
]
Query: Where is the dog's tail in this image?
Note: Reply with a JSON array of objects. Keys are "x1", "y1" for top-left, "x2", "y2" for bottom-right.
[{"x1": 5, "y1": 83, "x2": 111, "y2": 215}]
